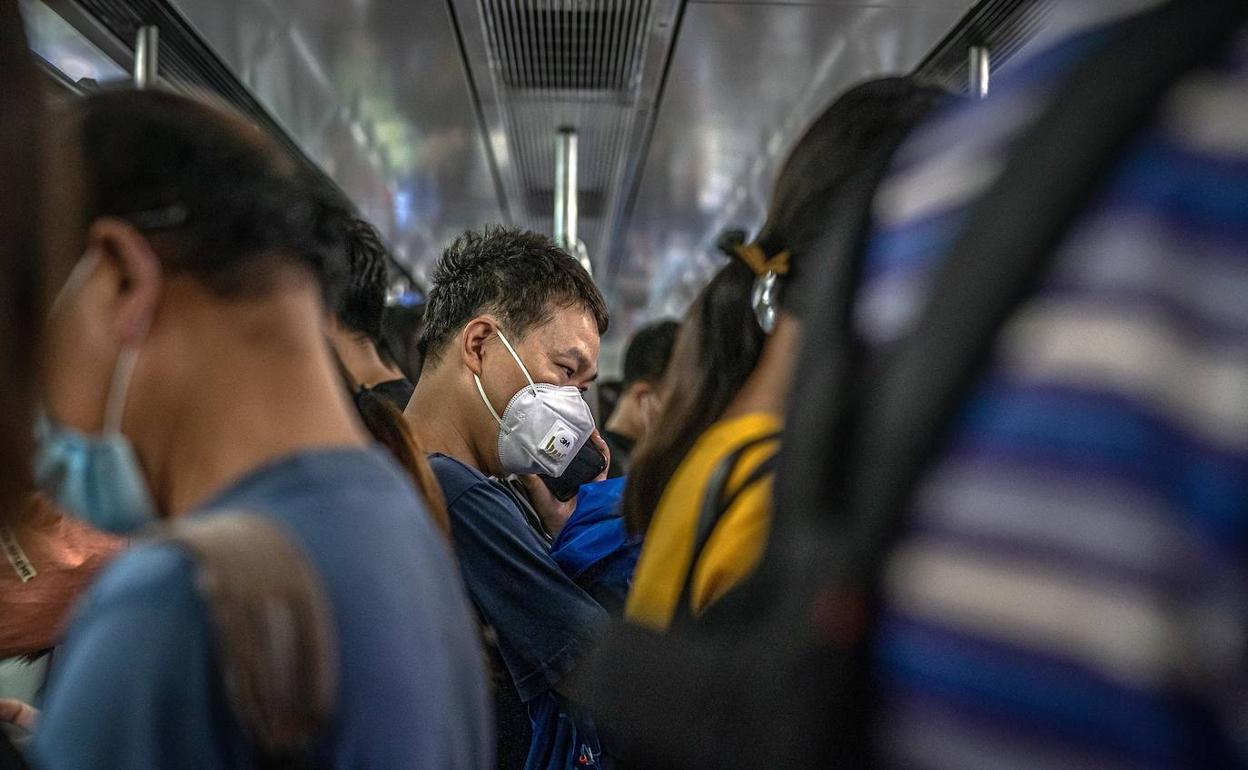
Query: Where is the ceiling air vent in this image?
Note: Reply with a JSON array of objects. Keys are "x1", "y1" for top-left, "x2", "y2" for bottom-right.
[
  {"x1": 449, "y1": 0, "x2": 685, "y2": 274},
  {"x1": 482, "y1": 0, "x2": 652, "y2": 92}
]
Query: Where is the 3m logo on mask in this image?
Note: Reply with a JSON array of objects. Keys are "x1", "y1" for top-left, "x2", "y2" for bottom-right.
[{"x1": 538, "y1": 421, "x2": 577, "y2": 462}]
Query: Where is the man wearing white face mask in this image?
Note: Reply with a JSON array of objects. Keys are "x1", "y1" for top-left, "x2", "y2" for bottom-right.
[
  {"x1": 28, "y1": 90, "x2": 490, "y2": 770},
  {"x1": 405, "y1": 227, "x2": 613, "y2": 770}
]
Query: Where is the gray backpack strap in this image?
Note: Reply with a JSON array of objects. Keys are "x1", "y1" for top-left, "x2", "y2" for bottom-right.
[{"x1": 162, "y1": 512, "x2": 337, "y2": 766}]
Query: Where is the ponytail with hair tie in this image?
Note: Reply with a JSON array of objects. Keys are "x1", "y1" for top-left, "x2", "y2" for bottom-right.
[
  {"x1": 733, "y1": 242, "x2": 791, "y2": 278},
  {"x1": 724, "y1": 239, "x2": 790, "y2": 334}
]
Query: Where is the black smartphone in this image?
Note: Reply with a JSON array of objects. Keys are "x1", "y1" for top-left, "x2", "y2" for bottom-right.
[{"x1": 539, "y1": 441, "x2": 608, "y2": 502}]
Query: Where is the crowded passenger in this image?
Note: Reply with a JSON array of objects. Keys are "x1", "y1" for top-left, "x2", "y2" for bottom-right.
[
  {"x1": 832, "y1": 4, "x2": 1248, "y2": 766},
  {"x1": 1, "y1": 495, "x2": 123, "y2": 718},
  {"x1": 381, "y1": 302, "x2": 428, "y2": 384},
  {"x1": 620, "y1": 232, "x2": 766, "y2": 548},
  {"x1": 594, "y1": 3, "x2": 1248, "y2": 768},
  {"x1": 405, "y1": 227, "x2": 611, "y2": 769},
  {"x1": 5, "y1": 0, "x2": 1248, "y2": 767},
  {"x1": 623, "y1": 77, "x2": 945, "y2": 631},
  {"x1": 316, "y1": 197, "x2": 452, "y2": 536},
  {"x1": 601, "y1": 319, "x2": 678, "y2": 478},
  {"x1": 26, "y1": 89, "x2": 490, "y2": 769},
  {"x1": 1, "y1": 2, "x2": 64, "y2": 764},
  {"x1": 1, "y1": 82, "x2": 125, "y2": 725},
  {"x1": 326, "y1": 211, "x2": 416, "y2": 409}
]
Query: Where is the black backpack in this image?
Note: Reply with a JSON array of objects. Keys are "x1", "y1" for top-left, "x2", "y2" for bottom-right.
[{"x1": 584, "y1": 2, "x2": 1248, "y2": 767}]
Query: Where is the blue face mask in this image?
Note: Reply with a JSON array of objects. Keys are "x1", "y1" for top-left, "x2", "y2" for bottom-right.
[{"x1": 33, "y1": 346, "x2": 157, "y2": 534}]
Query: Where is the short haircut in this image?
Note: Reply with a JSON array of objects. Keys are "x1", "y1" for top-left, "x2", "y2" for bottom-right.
[
  {"x1": 622, "y1": 320, "x2": 679, "y2": 387},
  {"x1": 334, "y1": 215, "x2": 392, "y2": 345},
  {"x1": 75, "y1": 89, "x2": 347, "y2": 303},
  {"x1": 419, "y1": 226, "x2": 608, "y2": 363}
]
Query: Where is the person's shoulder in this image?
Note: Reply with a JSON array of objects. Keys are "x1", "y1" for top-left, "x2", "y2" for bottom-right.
[
  {"x1": 428, "y1": 455, "x2": 545, "y2": 547},
  {"x1": 428, "y1": 453, "x2": 507, "y2": 505},
  {"x1": 48, "y1": 542, "x2": 209, "y2": 700},
  {"x1": 85, "y1": 540, "x2": 199, "y2": 611},
  {"x1": 659, "y1": 413, "x2": 779, "y2": 506},
  {"x1": 62, "y1": 541, "x2": 211, "y2": 658},
  {"x1": 34, "y1": 542, "x2": 233, "y2": 770},
  {"x1": 696, "y1": 412, "x2": 781, "y2": 453}
]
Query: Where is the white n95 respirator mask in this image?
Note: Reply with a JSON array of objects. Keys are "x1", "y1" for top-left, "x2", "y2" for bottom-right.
[{"x1": 474, "y1": 329, "x2": 595, "y2": 478}]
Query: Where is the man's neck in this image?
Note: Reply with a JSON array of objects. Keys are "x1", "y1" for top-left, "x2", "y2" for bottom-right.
[
  {"x1": 724, "y1": 315, "x2": 799, "y2": 420},
  {"x1": 405, "y1": 364, "x2": 487, "y2": 473},
  {"x1": 137, "y1": 287, "x2": 369, "y2": 517}
]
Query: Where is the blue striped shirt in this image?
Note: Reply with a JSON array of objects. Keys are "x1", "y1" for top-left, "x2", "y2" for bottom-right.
[{"x1": 864, "y1": 12, "x2": 1248, "y2": 768}]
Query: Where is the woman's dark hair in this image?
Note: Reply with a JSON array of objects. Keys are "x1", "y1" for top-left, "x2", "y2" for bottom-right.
[
  {"x1": 352, "y1": 388, "x2": 451, "y2": 538},
  {"x1": 623, "y1": 76, "x2": 946, "y2": 535},
  {"x1": 333, "y1": 353, "x2": 450, "y2": 537},
  {"x1": 623, "y1": 250, "x2": 766, "y2": 535},
  {"x1": 755, "y1": 76, "x2": 946, "y2": 317},
  {"x1": 0, "y1": 0, "x2": 45, "y2": 515}
]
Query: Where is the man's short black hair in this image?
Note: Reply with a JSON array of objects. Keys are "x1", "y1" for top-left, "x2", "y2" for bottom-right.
[
  {"x1": 334, "y1": 215, "x2": 392, "y2": 345},
  {"x1": 622, "y1": 319, "x2": 679, "y2": 387},
  {"x1": 76, "y1": 89, "x2": 346, "y2": 302},
  {"x1": 419, "y1": 226, "x2": 608, "y2": 363}
]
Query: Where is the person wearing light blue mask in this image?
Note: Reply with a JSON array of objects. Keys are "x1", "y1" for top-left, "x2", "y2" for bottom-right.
[
  {"x1": 27, "y1": 88, "x2": 491, "y2": 770},
  {"x1": 34, "y1": 249, "x2": 156, "y2": 534}
]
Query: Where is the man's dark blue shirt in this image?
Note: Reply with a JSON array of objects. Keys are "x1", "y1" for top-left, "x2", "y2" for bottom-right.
[{"x1": 430, "y1": 453, "x2": 609, "y2": 770}]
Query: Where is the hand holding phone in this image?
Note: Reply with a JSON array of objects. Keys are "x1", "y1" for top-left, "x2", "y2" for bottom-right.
[
  {"x1": 539, "y1": 438, "x2": 608, "y2": 502},
  {"x1": 0, "y1": 698, "x2": 38, "y2": 734}
]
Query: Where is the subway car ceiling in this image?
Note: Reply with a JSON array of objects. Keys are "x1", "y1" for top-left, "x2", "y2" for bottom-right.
[{"x1": 21, "y1": 0, "x2": 1157, "y2": 369}]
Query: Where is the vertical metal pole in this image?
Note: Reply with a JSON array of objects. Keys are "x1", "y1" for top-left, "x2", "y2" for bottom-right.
[
  {"x1": 969, "y1": 45, "x2": 990, "y2": 99},
  {"x1": 554, "y1": 127, "x2": 578, "y2": 252},
  {"x1": 134, "y1": 25, "x2": 159, "y2": 89}
]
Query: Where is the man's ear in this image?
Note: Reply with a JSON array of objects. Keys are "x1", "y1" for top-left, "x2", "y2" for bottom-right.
[
  {"x1": 460, "y1": 315, "x2": 498, "y2": 377},
  {"x1": 86, "y1": 218, "x2": 162, "y2": 345},
  {"x1": 625, "y1": 380, "x2": 655, "y2": 411},
  {"x1": 635, "y1": 380, "x2": 664, "y2": 426},
  {"x1": 630, "y1": 380, "x2": 655, "y2": 401}
]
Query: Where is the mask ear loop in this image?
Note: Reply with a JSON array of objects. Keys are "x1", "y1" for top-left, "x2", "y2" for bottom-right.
[
  {"x1": 44, "y1": 251, "x2": 149, "y2": 438},
  {"x1": 103, "y1": 346, "x2": 142, "y2": 435},
  {"x1": 49, "y1": 250, "x2": 102, "y2": 318},
  {"x1": 494, "y1": 330, "x2": 538, "y2": 395},
  {"x1": 35, "y1": 252, "x2": 104, "y2": 429},
  {"x1": 473, "y1": 328, "x2": 537, "y2": 429},
  {"x1": 474, "y1": 375, "x2": 505, "y2": 427}
]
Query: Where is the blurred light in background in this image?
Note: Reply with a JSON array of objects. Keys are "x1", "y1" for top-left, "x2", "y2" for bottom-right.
[{"x1": 19, "y1": 0, "x2": 127, "y2": 84}]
